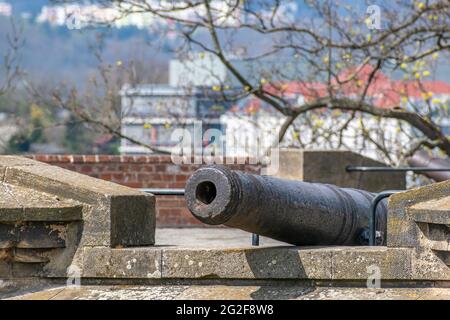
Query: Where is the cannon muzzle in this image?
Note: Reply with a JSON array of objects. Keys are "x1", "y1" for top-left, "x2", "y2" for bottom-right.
[{"x1": 185, "y1": 166, "x2": 387, "y2": 246}]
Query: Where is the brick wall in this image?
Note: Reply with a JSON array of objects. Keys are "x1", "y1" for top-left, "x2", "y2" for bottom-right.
[{"x1": 27, "y1": 155, "x2": 261, "y2": 227}]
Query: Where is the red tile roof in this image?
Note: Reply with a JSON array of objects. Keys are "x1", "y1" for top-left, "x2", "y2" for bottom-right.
[{"x1": 234, "y1": 64, "x2": 450, "y2": 114}]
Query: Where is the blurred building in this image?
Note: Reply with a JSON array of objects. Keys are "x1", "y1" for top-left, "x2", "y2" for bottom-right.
[
  {"x1": 225, "y1": 65, "x2": 450, "y2": 161},
  {"x1": 121, "y1": 59, "x2": 450, "y2": 161},
  {"x1": 0, "y1": 2, "x2": 12, "y2": 17},
  {"x1": 120, "y1": 84, "x2": 237, "y2": 154},
  {"x1": 169, "y1": 51, "x2": 297, "y2": 88},
  {"x1": 120, "y1": 52, "x2": 296, "y2": 155}
]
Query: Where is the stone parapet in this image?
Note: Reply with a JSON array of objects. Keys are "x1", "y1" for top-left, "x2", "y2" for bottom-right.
[
  {"x1": 387, "y1": 180, "x2": 450, "y2": 280},
  {"x1": 0, "y1": 156, "x2": 155, "y2": 279}
]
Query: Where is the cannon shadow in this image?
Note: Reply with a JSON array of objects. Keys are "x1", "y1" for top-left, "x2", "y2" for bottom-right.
[{"x1": 244, "y1": 246, "x2": 318, "y2": 300}]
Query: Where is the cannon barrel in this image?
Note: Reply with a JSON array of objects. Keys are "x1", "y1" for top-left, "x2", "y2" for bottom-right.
[
  {"x1": 407, "y1": 150, "x2": 450, "y2": 182},
  {"x1": 185, "y1": 166, "x2": 387, "y2": 246}
]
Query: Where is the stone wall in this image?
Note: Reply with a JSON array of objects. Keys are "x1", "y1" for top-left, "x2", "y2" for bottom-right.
[
  {"x1": 26, "y1": 155, "x2": 261, "y2": 227},
  {"x1": 0, "y1": 156, "x2": 155, "y2": 279}
]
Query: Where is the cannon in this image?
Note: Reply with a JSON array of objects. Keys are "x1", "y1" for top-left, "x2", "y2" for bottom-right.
[
  {"x1": 407, "y1": 150, "x2": 450, "y2": 182},
  {"x1": 185, "y1": 165, "x2": 387, "y2": 246}
]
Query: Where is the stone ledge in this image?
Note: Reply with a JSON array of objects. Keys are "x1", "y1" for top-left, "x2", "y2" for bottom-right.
[
  {"x1": 0, "y1": 183, "x2": 83, "y2": 222},
  {"x1": 7, "y1": 285, "x2": 450, "y2": 300},
  {"x1": 0, "y1": 156, "x2": 156, "y2": 248},
  {"x1": 409, "y1": 196, "x2": 450, "y2": 224},
  {"x1": 388, "y1": 180, "x2": 450, "y2": 248},
  {"x1": 78, "y1": 246, "x2": 430, "y2": 281}
]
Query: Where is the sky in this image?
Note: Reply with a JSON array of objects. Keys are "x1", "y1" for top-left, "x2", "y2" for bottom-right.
[{"x1": 0, "y1": 0, "x2": 449, "y2": 84}]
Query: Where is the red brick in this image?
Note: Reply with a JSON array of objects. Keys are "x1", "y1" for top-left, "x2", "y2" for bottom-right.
[
  {"x1": 123, "y1": 182, "x2": 143, "y2": 188},
  {"x1": 80, "y1": 165, "x2": 93, "y2": 174},
  {"x1": 134, "y1": 156, "x2": 150, "y2": 163},
  {"x1": 142, "y1": 165, "x2": 154, "y2": 172},
  {"x1": 138, "y1": 173, "x2": 162, "y2": 181},
  {"x1": 112, "y1": 173, "x2": 125, "y2": 180},
  {"x1": 98, "y1": 155, "x2": 114, "y2": 162},
  {"x1": 160, "y1": 174, "x2": 175, "y2": 182},
  {"x1": 57, "y1": 155, "x2": 72, "y2": 163},
  {"x1": 155, "y1": 164, "x2": 167, "y2": 172},
  {"x1": 170, "y1": 182, "x2": 187, "y2": 189},
  {"x1": 33, "y1": 154, "x2": 50, "y2": 162},
  {"x1": 29, "y1": 153, "x2": 261, "y2": 227},
  {"x1": 99, "y1": 174, "x2": 112, "y2": 180},
  {"x1": 175, "y1": 175, "x2": 188, "y2": 182},
  {"x1": 121, "y1": 155, "x2": 136, "y2": 163},
  {"x1": 72, "y1": 155, "x2": 84, "y2": 163}
]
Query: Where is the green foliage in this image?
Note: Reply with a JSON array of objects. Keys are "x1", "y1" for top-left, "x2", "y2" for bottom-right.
[
  {"x1": 63, "y1": 114, "x2": 94, "y2": 154},
  {"x1": 5, "y1": 103, "x2": 48, "y2": 154},
  {"x1": 0, "y1": 92, "x2": 29, "y2": 116},
  {"x1": 97, "y1": 137, "x2": 120, "y2": 155}
]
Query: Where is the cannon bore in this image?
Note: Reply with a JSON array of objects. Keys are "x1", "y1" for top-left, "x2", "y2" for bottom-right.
[{"x1": 185, "y1": 165, "x2": 387, "y2": 246}]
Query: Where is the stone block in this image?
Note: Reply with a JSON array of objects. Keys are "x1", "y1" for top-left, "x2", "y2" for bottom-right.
[
  {"x1": 388, "y1": 180, "x2": 450, "y2": 248},
  {"x1": 0, "y1": 156, "x2": 156, "y2": 247},
  {"x1": 110, "y1": 195, "x2": 155, "y2": 247},
  {"x1": 162, "y1": 247, "x2": 332, "y2": 280},
  {"x1": 411, "y1": 248, "x2": 450, "y2": 281},
  {"x1": 12, "y1": 263, "x2": 45, "y2": 278},
  {"x1": 0, "y1": 260, "x2": 12, "y2": 278},
  {"x1": 82, "y1": 247, "x2": 162, "y2": 279},
  {"x1": 331, "y1": 247, "x2": 412, "y2": 280},
  {"x1": 275, "y1": 149, "x2": 405, "y2": 192}
]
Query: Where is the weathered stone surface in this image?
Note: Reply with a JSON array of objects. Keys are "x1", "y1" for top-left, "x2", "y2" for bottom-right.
[
  {"x1": 0, "y1": 156, "x2": 157, "y2": 282},
  {"x1": 0, "y1": 183, "x2": 83, "y2": 222},
  {"x1": 109, "y1": 195, "x2": 155, "y2": 247},
  {"x1": 388, "y1": 180, "x2": 450, "y2": 248},
  {"x1": 411, "y1": 248, "x2": 450, "y2": 280},
  {"x1": 0, "y1": 224, "x2": 16, "y2": 249},
  {"x1": 436, "y1": 250, "x2": 450, "y2": 264},
  {"x1": 0, "y1": 260, "x2": 12, "y2": 277},
  {"x1": 155, "y1": 227, "x2": 286, "y2": 248},
  {"x1": 275, "y1": 149, "x2": 405, "y2": 192},
  {"x1": 409, "y1": 196, "x2": 450, "y2": 224},
  {"x1": 42, "y1": 223, "x2": 83, "y2": 278},
  {"x1": 11, "y1": 263, "x2": 45, "y2": 278},
  {"x1": 5, "y1": 288, "x2": 65, "y2": 300},
  {"x1": 3, "y1": 163, "x2": 148, "y2": 203},
  {"x1": 331, "y1": 247, "x2": 412, "y2": 280},
  {"x1": 162, "y1": 247, "x2": 332, "y2": 279},
  {"x1": 0, "y1": 156, "x2": 156, "y2": 248},
  {"x1": 0, "y1": 156, "x2": 42, "y2": 169},
  {"x1": 18, "y1": 223, "x2": 67, "y2": 249},
  {"x1": 387, "y1": 180, "x2": 450, "y2": 282},
  {"x1": 6, "y1": 285, "x2": 450, "y2": 300},
  {"x1": 67, "y1": 229, "x2": 450, "y2": 282},
  {"x1": 13, "y1": 249, "x2": 50, "y2": 264},
  {"x1": 82, "y1": 247, "x2": 162, "y2": 279},
  {"x1": 0, "y1": 222, "x2": 66, "y2": 249}
]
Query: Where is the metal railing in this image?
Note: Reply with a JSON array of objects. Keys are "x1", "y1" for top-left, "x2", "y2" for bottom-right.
[
  {"x1": 346, "y1": 165, "x2": 450, "y2": 173},
  {"x1": 346, "y1": 165, "x2": 450, "y2": 246},
  {"x1": 140, "y1": 188, "x2": 185, "y2": 196},
  {"x1": 368, "y1": 190, "x2": 402, "y2": 246}
]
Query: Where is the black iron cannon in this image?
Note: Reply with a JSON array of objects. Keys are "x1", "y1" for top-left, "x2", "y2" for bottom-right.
[{"x1": 185, "y1": 165, "x2": 387, "y2": 246}]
